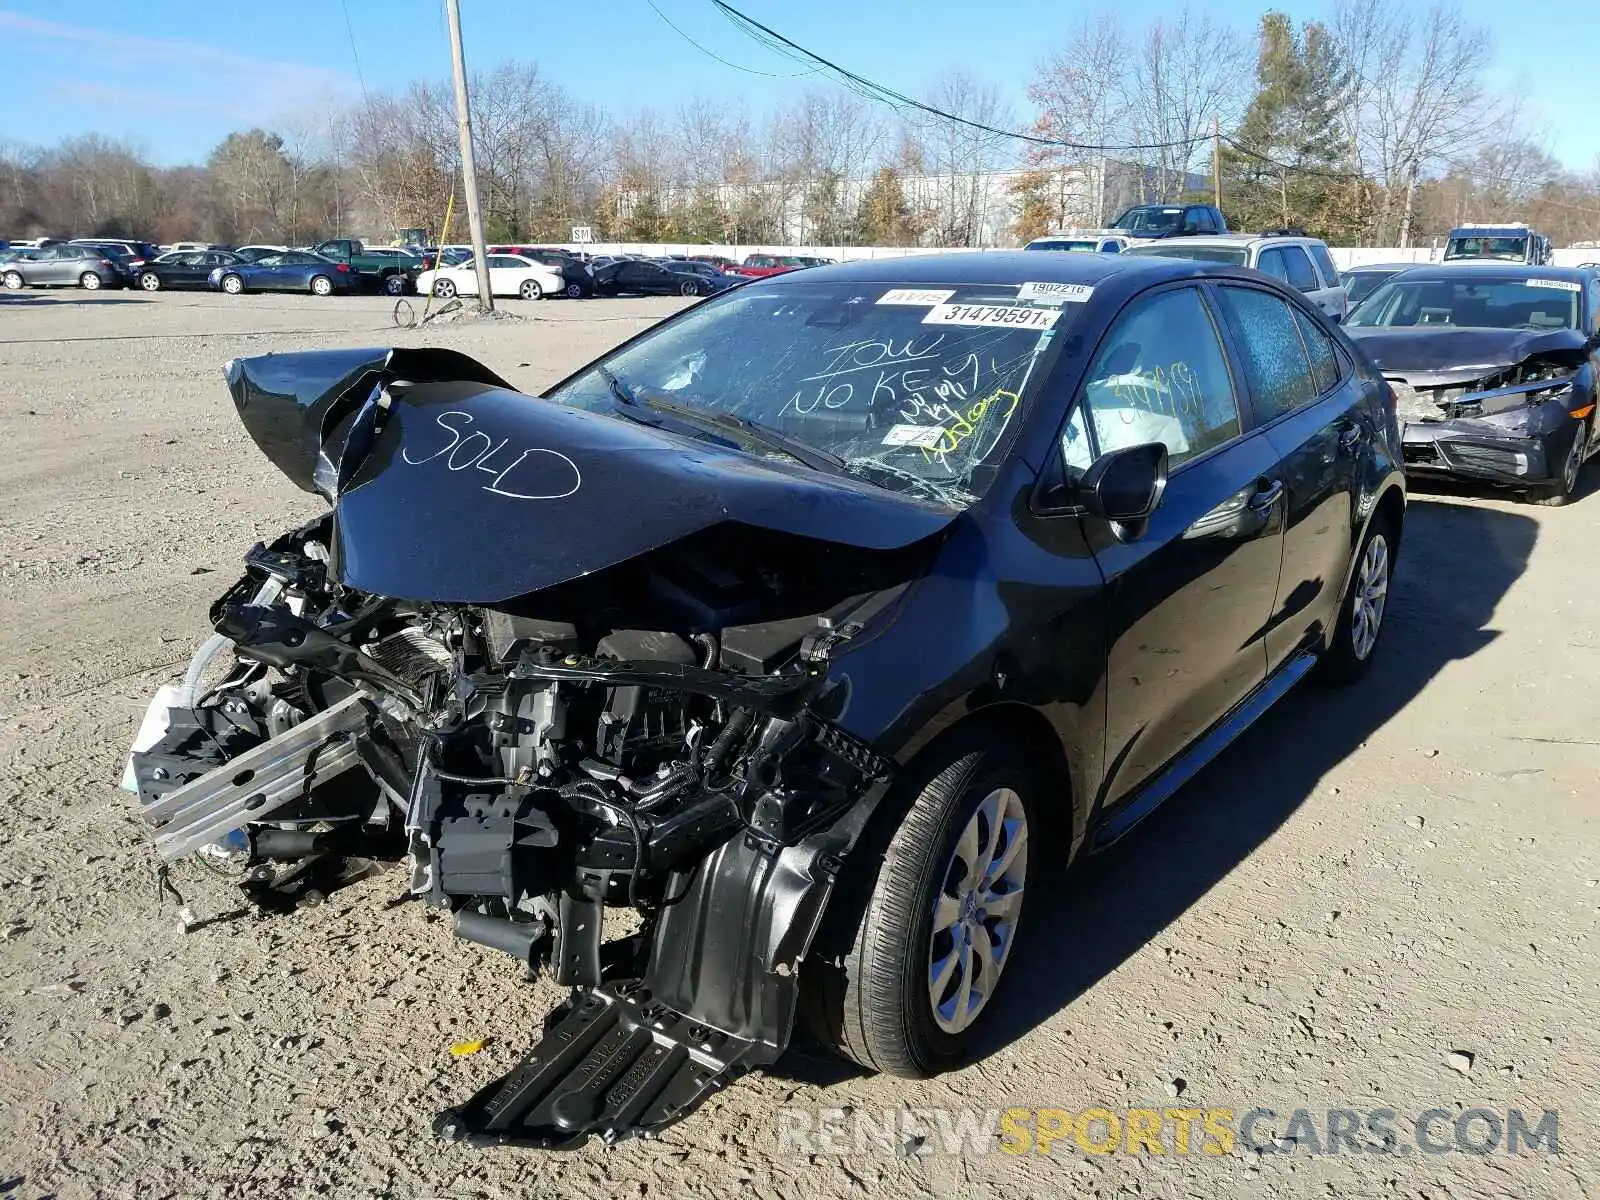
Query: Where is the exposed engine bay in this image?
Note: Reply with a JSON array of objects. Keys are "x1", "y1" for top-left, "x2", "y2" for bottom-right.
[{"x1": 120, "y1": 346, "x2": 962, "y2": 1148}]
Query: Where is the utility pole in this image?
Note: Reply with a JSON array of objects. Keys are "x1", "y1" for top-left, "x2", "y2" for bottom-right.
[
  {"x1": 1212, "y1": 114, "x2": 1222, "y2": 210},
  {"x1": 446, "y1": 0, "x2": 493, "y2": 311}
]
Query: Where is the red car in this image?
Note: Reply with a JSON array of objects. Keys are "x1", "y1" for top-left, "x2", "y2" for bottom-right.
[{"x1": 727, "y1": 253, "x2": 807, "y2": 278}]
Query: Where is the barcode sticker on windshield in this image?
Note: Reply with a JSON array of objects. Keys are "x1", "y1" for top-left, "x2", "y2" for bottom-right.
[
  {"x1": 876, "y1": 288, "x2": 955, "y2": 306},
  {"x1": 882, "y1": 423, "x2": 948, "y2": 449},
  {"x1": 1018, "y1": 281, "x2": 1094, "y2": 303},
  {"x1": 923, "y1": 303, "x2": 1062, "y2": 330},
  {"x1": 1527, "y1": 278, "x2": 1581, "y2": 291}
]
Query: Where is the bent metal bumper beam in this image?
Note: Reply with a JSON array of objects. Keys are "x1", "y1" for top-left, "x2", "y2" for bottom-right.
[{"x1": 139, "y1": 694, "x2": 370, "y2": 861}]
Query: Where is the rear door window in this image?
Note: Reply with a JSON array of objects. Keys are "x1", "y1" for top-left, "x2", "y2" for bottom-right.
[
  {"x1": 1215, "y1": 286, "x2": 1318, "y2": 420},
  {"x1": 1291, "y1": 308, "x2": 1342, "y2": 395}
]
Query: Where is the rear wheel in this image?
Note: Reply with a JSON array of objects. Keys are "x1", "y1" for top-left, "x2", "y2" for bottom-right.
[
  {"x1": 1317, "y1": 515, "x2": 1394, "y2": 685},
  {"x1": 382, "y1": 272, "x2": 406, "y2": 296},
  {"x1": 221, "y1": 274, "x2": 244, "y2": 295},
  {"x1": 138, "y1": 271, "x2": 161, "y2": 291},
  {"x1": 79, "y1": 271, "x2": 102, "y2": 290},
  {"x1": 519, "y1": 279, "x2": 543, "y2": 301},
  {"x1": 309, "y1": 274, "x2": 333, "y2": 297},
  {"x1": 563, "y1": 281, "x2": 583, "y2": 298},
  {"x1": 1534, "y1": 417, "x2": 1589, "y2": 506},
  {"x1": 679, "y1": 279, "x2": 700, "y2": 297},
  {"x1": 2, "y1": 271, "x2": 22, "y2": 291},
  {"x1": 804, "y1": 738, "x2": 1036, "y2": 1076},
  {"x1": 432, "y1": 278, "x2": 457, "y2": 299}
]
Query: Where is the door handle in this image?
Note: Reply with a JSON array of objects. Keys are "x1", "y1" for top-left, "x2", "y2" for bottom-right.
[{"x1": 1246, "y1": 478, "x2": 1284, "y2": 511}]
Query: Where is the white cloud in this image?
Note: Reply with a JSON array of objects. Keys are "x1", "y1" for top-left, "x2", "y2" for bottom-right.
[{"x1": 0, "y1": 10, "x2": 359, "y2": 125}]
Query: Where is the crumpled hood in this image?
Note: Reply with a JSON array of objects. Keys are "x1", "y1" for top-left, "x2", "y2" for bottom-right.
[
  {"x1": 226, "y1": 349, "x2": 958, "y2": 605},
  {"x1": 1345, "y1": 326, "x2": 1582, "y2": 384}
]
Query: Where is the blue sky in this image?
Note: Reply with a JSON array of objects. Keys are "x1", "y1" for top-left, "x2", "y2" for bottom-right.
[{"x1": 0, "y1": 0, "x2": 1593, "y2": 169}]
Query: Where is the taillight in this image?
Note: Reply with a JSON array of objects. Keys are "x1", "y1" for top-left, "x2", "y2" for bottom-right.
[
  {"x1": 336, "y1": 263, "x2": 350, "y2": 272},
  {"x1": 99, "y1": 259, "x2": 113, "y2": 267}
]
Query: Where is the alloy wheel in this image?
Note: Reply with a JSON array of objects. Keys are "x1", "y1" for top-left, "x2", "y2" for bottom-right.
[
  {"x1": 520, "y1": 280, "x2": 542, "y2": 300},
  {"x1": 434, "y1": 279, "x2": 456, "y2": 299},
  {"x1": 2, "y1": 271, "x2": 22, "y2": 290},
  {"x1": 1563, "y1": 422, "x2": 1586, "y2": 493},
  {"x1": 927, "y1": 787, "x2": 1028, "y2": 1035},
  {"x1": 1350, "y1": 533, "x2": 1389, "y2": 662},
  {"x1": 139, "y1": 272, "x2": 161, "y2": 291},
  {"x1": 310, "y1": 275, "x2": 332, "y2": 296},
  {"x1": 80, "y1": 272, "x2": 102, "y2": 290},
  {"x1": 564, "y1": 282, "x2": 582, "y2": 298},
  {"x1": 222, "y1": 275, "x2": 243, "y2": 294}
]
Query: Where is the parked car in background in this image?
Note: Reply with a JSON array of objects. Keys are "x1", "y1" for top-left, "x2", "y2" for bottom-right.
[
  {"x1": 1025, "y1": 232, "x2": 1129, "y2": 253},
  {"x1": 232, "y1": 245, "x2": 289, "y2": 263},
  {"x1": 1344, "y1": 263, "x2": 1600, "y2": 506},
  {"x1": 125, "y1": 249, "x2": 1403, "y2": 1149},
  {"x1": 594, "y1": 257, "x2": 735, "y2": 296},
  {"x1": 418, "y1": 246, "x2": 473, "y2": 271},
  {"x1": 1107, "y1": 203, "x2": 1228, "y2": 242},
  {"x1": 727, "y1": 253, "x2": 805, "y2": 278},
  {"x1": 210, "y1": 251, "x2": 354, "y2": 296},
  {"x1": 162, "y1": 241, "x2": 213, "y2": 254},
  {"x1": 415, "y1": 253, "x2": 566, "y2": 300},
  {"x1": 70, "y1": 238, "x2": 162, "y2": 272},
  {"x1": 683, "y1": 254, "x2": 737, "y2": 271},
  {"x1": 663, "y1": 259, "x2": 738, "y2": 289},
  {"x1": 2, "y1": 244, "x2": 124, "y2": 290},
  {"x1": 1443, "y1": 224, "x2": 1552, "y2": 266},
  {"x1": 136, "y1": 249, "x2": 244, "y2": 291},
  {"x1": 308, "y1": 239, "x2": 421, "y2": 295},
  {"x1": 490, "y1": 246, "x2": 594, "y2": 297},
  {"x1": 1124, "y1": 234, "x2": 1347, "y2": 320},
  {"x1": 1341, "y1": 262, "x2": 1418, "y2": 307}
]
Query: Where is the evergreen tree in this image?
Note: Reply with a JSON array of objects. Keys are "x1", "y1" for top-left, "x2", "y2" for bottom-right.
[
  {"x1": 1007, "y1": 167, "x2": 1057, "y2": 244},
  {"x1": 851, "y1": 167, "x2": 921, "y2": 246}
]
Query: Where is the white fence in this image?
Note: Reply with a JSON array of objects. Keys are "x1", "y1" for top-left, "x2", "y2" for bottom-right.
[{"x1": 555, "y1": 242, "x2": 1599, "y2": 269}]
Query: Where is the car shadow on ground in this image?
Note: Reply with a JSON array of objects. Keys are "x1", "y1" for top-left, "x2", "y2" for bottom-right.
[
  {"x1": 0, "y1": 292, "x2": 147, "y2": 306},
  {"x1": 778, "y1": 495, "x2": 1539, "y2": 1085}
]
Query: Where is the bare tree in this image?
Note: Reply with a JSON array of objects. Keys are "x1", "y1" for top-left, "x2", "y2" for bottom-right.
[
  {"x1": 1027, "y1": 14, "x2": 1131, "y2": 227},
  {"x1": 910, "y1": 71, "x2": 1017, "y2": 245}
]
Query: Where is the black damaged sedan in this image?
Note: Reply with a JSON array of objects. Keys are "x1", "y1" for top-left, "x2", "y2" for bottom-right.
[
  {"x1": 125, "y1": 252, "x2": 1404, "y2": 1148},
  {"x1": 1345, "y1": 264, "x2": 1600, "y2": 505}
]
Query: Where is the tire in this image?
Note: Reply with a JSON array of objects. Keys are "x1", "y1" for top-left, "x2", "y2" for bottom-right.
[
  {"x1": 432, "y1": 278, "x2": 457, "y2": 299},
  {"x1": 1533, "y1": 417, "x2": 1589, "y2": 507},
  {"x1": 79, "y1": 271, "x2": 102, "y2": 291},
  {"x1": 804, "y1": 738, "x2": 1037, "y2": 1077},
  {"x1": 518, "y1": 279, "x2": 543, "y2": 301},
  {"x1": 309, "y1": 274, "x2": 333, "y2": 296},
  {"x1": 138, "y1": 272, "x2": 161, "y2": 291},
  {"x1": 382, "y1": 272, "x2": 406, "y2": 297},
  {"x1": 563, "y1": 281, "x2": 583, "y2": 299},
  {"x1": 679, "y1": 280, "x2": 700, "y2": 296},
  {"x1": 221, "y1": 274, "x2": 244, "y2": 295},
  {"x1": 2, "y1": 271, "x2": 22, "y2": 291},
  {"x1": 1316, "y1": 513, "x2": 1395, "y2": 686}
]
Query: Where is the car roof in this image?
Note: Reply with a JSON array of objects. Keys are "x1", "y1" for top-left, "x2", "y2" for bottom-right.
[
  {"x1": 760, "y1": 250, "x2": 1206, "y2": 289},
  {"x1": 1130, "y1": 234, "x2": 1325, "y2": 250},
  {"x1": 1377, "y1": 262, "x2": 1590, "y2": 284},
  {"x1": 1345, "y1": 261, "x2": 1419, "y2": 272}
]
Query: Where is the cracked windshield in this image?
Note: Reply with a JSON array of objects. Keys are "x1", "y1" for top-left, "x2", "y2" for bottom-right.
[{"x1": 545, "y1": 282, "x2": 1071, "y2": 504}]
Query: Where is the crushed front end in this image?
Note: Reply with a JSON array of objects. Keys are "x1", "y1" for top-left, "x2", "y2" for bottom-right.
[{"x1": 122, "y1": 347, "x2": 954, "y2": 1148}]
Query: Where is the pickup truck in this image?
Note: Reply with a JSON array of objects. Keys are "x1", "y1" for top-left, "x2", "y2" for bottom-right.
[{"x1": 307, "y1": 239, "x2": 421, "y2": 295}]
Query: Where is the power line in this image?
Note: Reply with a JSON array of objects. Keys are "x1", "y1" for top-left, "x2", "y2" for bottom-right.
[
  {"x1": 339, "y1": 0, "x2": 371, "y2": 108},
  {"x1": 647, "y1": 0, "x2": 814, "y2": 78},
  {"x1": 704, "y1": 0, "x2": 1207, "y2": 155}
]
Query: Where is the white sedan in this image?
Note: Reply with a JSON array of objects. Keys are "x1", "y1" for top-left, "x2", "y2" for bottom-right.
[{"x1": 415, "y1": 253, "x2": 565, "y2": 300}]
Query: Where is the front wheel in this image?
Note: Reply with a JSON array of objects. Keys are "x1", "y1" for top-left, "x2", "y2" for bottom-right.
[
  {"x1": 563, "y1": 281, "x2": 583, "y2": 299},
  {"x1": 804, "y1": 739, "x2": 1036, "y2": 1077},
  {"x1": 221, "y1": 274, "x2": 244, "y2": 295},
  {"x1": 518, "y1": 279, "x2": 543, "y2": 301},
  {"x1": 1533, "y1": 418, "x2": 1589, "y2": 506},
  {"x1": 2, "y1": 271, "x2": 22, "y2": 291},
  {"x1": 1317, "y1": 515, "x2": 1394, "y2": 685},
  {"x1": 138, "y1": 271, "x2": 161, "y2": 291},
  {"x1": 309, "y1": 274, "x2": 333, "y2": 296},
  {"x1": 679, "y1": 280, "x2": 700, "y2": 296},
  {"x1": 79, "y1": 272, "x2": 103, "y2": 291},
  {"x1": 432, "y1": 278, "x2": 457, "y2": 299}
]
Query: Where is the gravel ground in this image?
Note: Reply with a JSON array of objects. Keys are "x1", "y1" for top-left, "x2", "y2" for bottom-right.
[{"x1": 0, "y1": 288, "x2": 1596, "y2": 1199}]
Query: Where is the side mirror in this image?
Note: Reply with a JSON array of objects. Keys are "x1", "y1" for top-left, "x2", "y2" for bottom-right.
[{"x1": 1079, "y1": 442, "x2": 1169, "y2": 523}]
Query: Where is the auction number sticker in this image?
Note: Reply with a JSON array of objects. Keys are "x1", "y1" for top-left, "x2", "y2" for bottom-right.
[
  {"x1": 876, "y1": 288, "x2": 956, "y2": 306},
  {"x1": 923, "y1": 303, "x2": 1061, "y2": 330},
  {"x1": 1527, "y1": 278, "x2": 1581, "y2": 291},
  {"x1": 881, "y1": 423, "x2": 948, "y2": 449},
  {"x1": 1018, "y1": 281, "x2": 1095, "y2": 303}
]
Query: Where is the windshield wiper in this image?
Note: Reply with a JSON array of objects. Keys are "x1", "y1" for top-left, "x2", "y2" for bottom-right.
[
  {"x1": 643, "y1": 395, "x2": 846, "y2": 475},
  {"x1": 597, "y1": 365, "x2": 741, "y2": 451}
]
